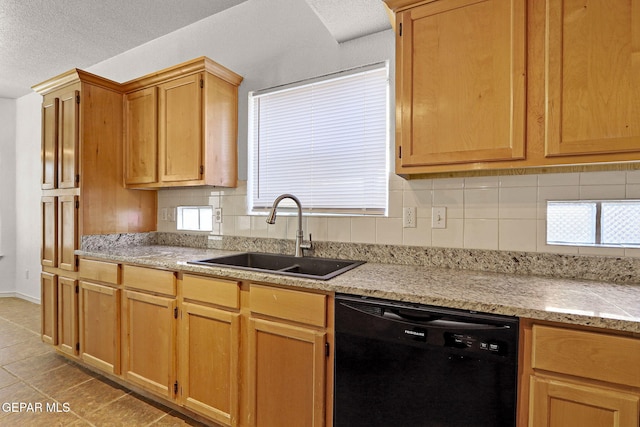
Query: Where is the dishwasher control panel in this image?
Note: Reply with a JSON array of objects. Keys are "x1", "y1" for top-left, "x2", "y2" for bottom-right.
[{"x1": 444, "y1": 332, "x2": 509, "y2": 356}]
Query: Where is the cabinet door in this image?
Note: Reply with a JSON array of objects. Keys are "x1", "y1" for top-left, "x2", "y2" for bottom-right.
[
  {"x1": 80, "y1": 281, "x2": 121, "y2": 374},
  {"x1": 529, "y1": 376, "x2": 640, "y2": 427},
  {"x1": 180, "y1": 302, "x2": 240, "y2": 426},
  {"x1": 41, "y1": 96, "x2": 58, "y2": 189},
  {"x1": 545, "y1": 0, "x2": 640, "y2": 157},
  {"x1": 396, "y1": 0, "x2": 526, "y2": 167},
  {"x1": 58, "y1": 89, "x2": 80, "y2": 189},
  {"x1": 58, "y1": 195, "x2": 78, "y2": 272},
  {"x1": 247, "y1": 318, "x2": 326, "y2": 427},
  {"x1": 125, "y1": 87, "x2": 158, "y2": 185},
  {"x1": 57, "y1": 276, "x2": 78, "y2": 356},
  {"x1": 158, "y1": 74, "x2": 202, "y2": 183},
  {"x1": 122, "y1": 290, "x2": 176, "y2": 399},
  {"x1": 41, "y1": 272, "x2": 58, "y2": 345},
  {"x1": 41, "y1": 196, "x2": 57, "y2": 267}
]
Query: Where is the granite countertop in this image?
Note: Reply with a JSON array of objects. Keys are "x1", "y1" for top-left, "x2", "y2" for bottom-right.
[{"x1": 77, "y1": 245, "x2": 640, "y2": 334}]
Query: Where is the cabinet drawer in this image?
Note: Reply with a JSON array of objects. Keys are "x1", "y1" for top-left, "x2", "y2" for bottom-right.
[
  {"x1": 532, "y1": 325, "x2": 640, "y2": 388},
  {"x1": 250, "y1": 284, "x2": 326, "y2": 328},
  {"x1": 122, "y1": 265, "x2": 176, "y2": 296},
  {"x1": 79, "y1": 259, "x2": 120, "y2": 285},
  {"x1": 182, "y1": 274, "x2": 240, "y2": 309}
]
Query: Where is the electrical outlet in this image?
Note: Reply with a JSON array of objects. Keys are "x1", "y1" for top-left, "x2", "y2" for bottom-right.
[
  {"x1": 432, "y1": 207, "x2": 447, "y2": 229},
  {"x1": 160, "y1": 208, "x2": 168, "y2": 221},
  {"x1": 215, "y1": 208, "x2": 223, "y2": 223},
  {"x1": 168, "y1": 208, "x2": 176, "y2": 222},
  {"x1": 403, "y1": 207, "x2": 417, "y2": 228}
]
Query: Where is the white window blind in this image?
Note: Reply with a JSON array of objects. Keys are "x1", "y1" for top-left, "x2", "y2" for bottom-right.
[{"x1": 248, "y1": 63, "x2": 388, "y2": 215}]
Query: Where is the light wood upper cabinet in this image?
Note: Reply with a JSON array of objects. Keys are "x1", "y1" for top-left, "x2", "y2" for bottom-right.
[
  {"x1": 41, "y1": 96, "x2": 58, "y2": 190},
  {"x1": 544, "y1": 0, "x2": 640, "y2": 157},
  {"x1": 123, "y1": 57, "x2": 243, "y2": 188},
  {"x1": 124, "y1": 87, "x2": 157, "y2": 185},
  {"x1": 392, "y1": 0, "x2": 526, "y2": 169},
  {"x1": 58, "y1": 195, "x2": 78, "y2": 272},
  {"x1": 40, "y1": 86, "x2": 80, "y2": 189},
  {"x1": 58, "y1": 88, "x2": 80, "y2": 189},
  {"x1": 41, "y1": 196, "x2": 57, "y2": 268},
  {"x1": 386, "y1": 0, "x2": 640, "y2": 175},
  {"x1": 158, "y1": 74, "x2": 202, "y2": 183}
]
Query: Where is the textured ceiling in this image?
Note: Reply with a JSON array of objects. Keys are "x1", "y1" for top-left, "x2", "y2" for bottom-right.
[{"x1": 0, "y1": 0, "x2": 390, "y2": 99}]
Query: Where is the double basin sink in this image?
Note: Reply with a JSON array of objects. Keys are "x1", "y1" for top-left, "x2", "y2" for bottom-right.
[{"x1": 188, "y1": 252, "x2": 364, "y2": 280}]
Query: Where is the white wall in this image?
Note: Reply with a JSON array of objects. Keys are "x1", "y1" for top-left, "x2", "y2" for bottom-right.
[
  {"x1": 0, "y1": 98, "x2": 17, "y2": 296},
  {"x1": 14, "y1": 93, "x2": 42, "y2": 302}
]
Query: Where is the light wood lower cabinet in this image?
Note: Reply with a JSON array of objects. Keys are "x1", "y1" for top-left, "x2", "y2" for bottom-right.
[
  {"x1": 121, "y1": 265, "x2": 178, "y2": 400},
  {"x1": 57, "y1": 276, "x2": 78, "y2": 356},
  {"x1": 80, "y1": 281, "x2": 121, "y2": 374},
  {"x1": 40, "y1": 272, "x2": 58, "y2": 345},
  {"x1": 122, "y1": 289, "x2": 177, "y2": 400},
  {"x1": 521, "y1": 322, "x2": 640, "y2": 427},
  {"x1": 247, "y1": 284, "x2": 330, "y2": 427},
  {"x1": 69, "y1": 260, "x2": 334, "y2": 427},
  {"x1": 247, "y1": 318, "x2": 327, "y2": 427},
  {"x1": 180, "y1": 274, "x2": 241, "y2": 426},
  {"x1": 529, "y1": 376, "x2": 639, "y2": 427}
]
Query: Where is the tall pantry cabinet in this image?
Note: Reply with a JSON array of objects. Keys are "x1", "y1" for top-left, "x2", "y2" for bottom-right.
[{"x1": 34, "y1": 70, "x2": 157, "y2": 355}]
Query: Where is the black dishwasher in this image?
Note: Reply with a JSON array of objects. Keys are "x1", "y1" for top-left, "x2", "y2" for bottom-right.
[{"x1": 334, "y1": 294, "x2": 518, "y2": 427}]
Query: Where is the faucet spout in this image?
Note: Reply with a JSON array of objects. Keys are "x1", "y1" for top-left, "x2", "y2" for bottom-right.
[{"x1": 266, "y1": 194, "x2": 311, "y2": 257}]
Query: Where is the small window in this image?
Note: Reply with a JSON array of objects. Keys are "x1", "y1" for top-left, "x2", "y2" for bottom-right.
[
  {"x1": 177, "y1": 206, "x2": 213, "y2": 232},
  {"x1": 547, "y1": 200, "x2": 640, "y2": 247},
  {"x1": 248, "y1": 63, "x2": 389, "y2": 216}
]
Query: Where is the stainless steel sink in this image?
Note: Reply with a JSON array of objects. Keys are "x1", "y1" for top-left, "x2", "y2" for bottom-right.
[{"x1": 187, "y1": 252, "x2": 364, "y2": 280}]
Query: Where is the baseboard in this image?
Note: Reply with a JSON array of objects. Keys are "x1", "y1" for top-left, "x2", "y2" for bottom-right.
[{"x1": 0, "y1": 292, "x2": 40, "y2": 304}]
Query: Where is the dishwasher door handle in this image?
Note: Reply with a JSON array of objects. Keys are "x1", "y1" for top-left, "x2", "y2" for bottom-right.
[{"x1": 382, "y1": 309, "x2": 512, "y2": 330}]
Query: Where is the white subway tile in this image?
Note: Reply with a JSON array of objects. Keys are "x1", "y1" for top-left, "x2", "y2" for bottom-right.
[
  {"x1": 578, "y1": 246, "x2": 625, "y2": 256},
  {"x1": 376, "y1": 218, "x2": 403, "y2": 245},
  {"x1": 327, "y1": 217, "x2": 351, "y2": 242},
  {"x1": 388, "y1": 190, "x2": 403, "y2": 218},
  {"x1": 499, "y1": 219, "x2": 536, "y2": 252},
  {"x1": 351, "y1": 217, "x2": 376, "y2": 244},
  {"x1": 499, "y1": 187, "x2": 538, "y2": 219},
  {"x1": 432, "y1": 218, "x2": 463, "y2": 248},
  {"x1": 234, "y1": 216, "x2": 251, "y2": 237},
  {"x1": 499, "y1": 174, "x2": 538, "y2": 187},
  {"x1": 433, "y1": 178, "x2": 464, "y2": 189},
  {"x1": 403, "y1": 222, "x2": 432, "y2": 247},
  {"x1": 464, "y1": 219, "x2": 499, "y2": 250},
  {"x1": 307, "y1": 217, "x2": 328, "y2": 241},
  {"x1": 580, "y1": 171, "x2": 626, "y2": 185},
  {"x1": 464, "y1": 188, "x2": 499, "y2": 219},
  {"x1": 537, "y1": 173, "x2": 580, "y2": 187},
  {"x1": 464, "y1": 176, "x2": 499, "y2": 189},
  {"x1": 433, "y1": 189, "x2": 464, "y2": 219},
  {"x1": 579, "y1": 185, "x2": 625, "y2": 199}
]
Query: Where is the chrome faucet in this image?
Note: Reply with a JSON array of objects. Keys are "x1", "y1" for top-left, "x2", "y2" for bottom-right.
[{"x1": 266, "y1": 194, "x2": 312, "y2": 257}]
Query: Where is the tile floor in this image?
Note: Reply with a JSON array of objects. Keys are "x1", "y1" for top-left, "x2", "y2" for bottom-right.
[{"x1": 0, "y1": 297, "x2": 207, "y2": 426}]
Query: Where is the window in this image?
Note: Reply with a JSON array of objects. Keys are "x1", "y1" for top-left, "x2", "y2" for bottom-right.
[
  {"x1": 248, "y1": 63, "x2": 389, "y2": 216},
  {"x1": 547, "y1": 200, "x2": 640, "y2": 247},
  {"x1": 176, "y1": 206, "x2": 213, "y2": 232}
]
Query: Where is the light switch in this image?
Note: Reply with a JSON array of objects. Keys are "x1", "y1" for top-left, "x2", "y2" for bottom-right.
[{"x1": 432, "y1": 207, "x2": 446, "y2": 229}]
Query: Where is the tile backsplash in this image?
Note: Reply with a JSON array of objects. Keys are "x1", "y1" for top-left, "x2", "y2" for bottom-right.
[{"x1": 157, "y1": 170, "x2": 640, "y2": 258}]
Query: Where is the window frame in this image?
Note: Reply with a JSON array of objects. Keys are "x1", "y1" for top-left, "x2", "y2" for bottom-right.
[{"x1": 247, "y1": 62, "x2": 390, "y2": 217}]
